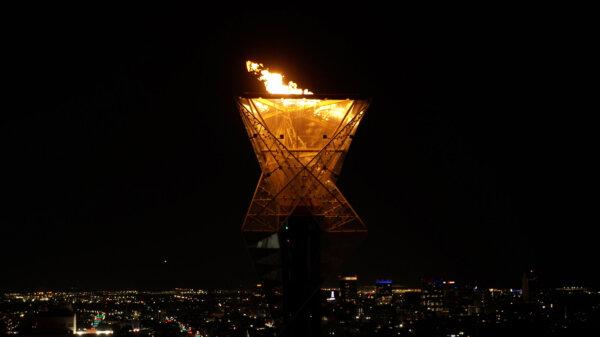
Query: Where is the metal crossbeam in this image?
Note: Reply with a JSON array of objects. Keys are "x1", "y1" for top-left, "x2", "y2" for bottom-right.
[{"x1": 238, "y1": 97, "x2": 369, "y2": 233}]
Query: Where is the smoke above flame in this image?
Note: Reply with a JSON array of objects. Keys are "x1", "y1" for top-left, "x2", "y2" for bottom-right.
[{"x1": 246, "y1": 60, "x2": 313, "y2": 95}]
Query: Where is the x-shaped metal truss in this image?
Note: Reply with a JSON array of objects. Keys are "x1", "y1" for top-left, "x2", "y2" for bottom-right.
[{"x1": 237, "y1": 97, "x2": 369, "y2": 233}]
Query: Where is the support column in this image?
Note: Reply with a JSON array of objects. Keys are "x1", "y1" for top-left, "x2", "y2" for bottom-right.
[{"x1": 279, "y1": 207, "x2": 322, "y2": 337}]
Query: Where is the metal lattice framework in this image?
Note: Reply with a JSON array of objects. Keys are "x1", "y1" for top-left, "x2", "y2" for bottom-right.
[{"x1": 238, "y1": 94, "x2": 369, "y2": 233}]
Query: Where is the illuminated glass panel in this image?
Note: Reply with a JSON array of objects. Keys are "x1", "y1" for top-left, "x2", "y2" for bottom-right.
[{"x1": 237, "y1": 96, "x2": 369, "y2": 234}]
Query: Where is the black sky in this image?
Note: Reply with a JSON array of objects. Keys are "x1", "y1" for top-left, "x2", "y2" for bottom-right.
[{"x1": 1, "y1": 7, "x2": 597, "y2": 290}]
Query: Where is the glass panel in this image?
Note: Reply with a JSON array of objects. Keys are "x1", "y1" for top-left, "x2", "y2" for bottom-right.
[{"x1": 251, "y1": 98, "x2": 354, "y2": 153}]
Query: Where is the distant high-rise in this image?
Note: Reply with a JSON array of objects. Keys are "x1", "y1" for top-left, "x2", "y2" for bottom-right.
[
  {"x1": 420, "y1": 278, "x2": 464, "y2": 316},
  {"x1": 339, "y1": 275, "x2": 358, "y2": 303},
  {"x1": 522, "y1": 269, "x2": 539, "y2": 303},
  {"x1": 375, "y1": 279, "x2": 393, "y2": 304}
]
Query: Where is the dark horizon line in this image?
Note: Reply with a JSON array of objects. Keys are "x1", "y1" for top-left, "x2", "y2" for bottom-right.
[{"x1": 3, "y1": 283, "x2": 596, "y2": 294}]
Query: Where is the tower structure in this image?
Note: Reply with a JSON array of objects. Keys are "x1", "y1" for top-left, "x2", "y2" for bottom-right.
[
  {"x1": 238, "y1": 93, "x2": 369, "y2": 336},
  {"x1": 238, "y1": 94, "x2": 368, "y2": 233}
]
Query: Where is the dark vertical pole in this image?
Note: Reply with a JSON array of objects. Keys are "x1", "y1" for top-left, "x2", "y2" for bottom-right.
[{"x1": 280, "y1": 207, "x2": 322, "y2": 337}]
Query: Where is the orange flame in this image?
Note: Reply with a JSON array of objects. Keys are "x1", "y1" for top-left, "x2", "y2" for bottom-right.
[{"x1": 246, "y1": 60, "x2": 313, "y2": 95}]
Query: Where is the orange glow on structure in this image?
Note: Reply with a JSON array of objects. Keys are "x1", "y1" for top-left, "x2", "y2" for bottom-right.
[
  {"x1": 239, "y1": 61, "x2": 370, "y2": 234},
  {"x1": 246, "y1": 60, "x2": 313, "y2": 95},
  {"x1": 237, "y1": 98, "x2": 369, "y2": 232}
]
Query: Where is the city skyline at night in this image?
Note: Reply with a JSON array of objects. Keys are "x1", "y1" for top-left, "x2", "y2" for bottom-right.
[
  {"x1": 3, "y1": 5, "x2": 599, "y2": 336},
  {"x1": 2, "y1": 273, "x2": 599, "y2": 336},
  {"x1": 2, "y1": 2, "x2": 597, "y2": 323}
]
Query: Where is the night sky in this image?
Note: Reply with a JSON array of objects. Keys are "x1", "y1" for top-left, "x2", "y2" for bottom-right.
[{"x1": 2, "y1": 7, "x2": 597, "y2": 290}]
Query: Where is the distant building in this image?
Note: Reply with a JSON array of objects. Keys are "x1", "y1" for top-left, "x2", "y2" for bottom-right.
[
  {"x1": 467, "y1": 286, "x2": 487, "y2": 316},
  {"x1": 420, "y1": 278, "x2": 471, "y2": 316},
  {"x1": 375, "y1": 279, "x2": 393, "y2": 304},
  {"x1": 30, "y1": 306, "x2": 76, "y2": 335},
  {"x1": 339, "y1": 275, "x2": 358, "y2": 303},
  {"x1": 421, "y1": 278, "x2": 448, "y2": 315},
  {"x1": 522, "y1": 269, "x2": 539, "y2": 303}
]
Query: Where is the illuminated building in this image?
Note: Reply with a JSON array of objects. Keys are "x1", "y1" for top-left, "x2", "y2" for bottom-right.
[
  {"x1": 340, "y1": 275, "x2": 359, "y2": 303},
  {"x1": 239, "y1": 61, "x2": 370, "y2": 337},
  {"x1": 420, "y1": 278, "x2": 474, "y2": 316},
  {"x1": 375, "y1": 279, "x2": 393, "y2": 304}
]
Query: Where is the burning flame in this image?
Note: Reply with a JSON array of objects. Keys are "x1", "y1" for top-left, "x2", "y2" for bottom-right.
[
  {"x1": 246, "y1": 60, "x2": 313, "y2": 95},
  {"x1": 244, "y1": 60, "x2": 348, "y2": 121}
]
